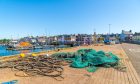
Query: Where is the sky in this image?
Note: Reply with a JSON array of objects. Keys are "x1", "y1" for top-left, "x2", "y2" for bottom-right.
[{"x1": 0, "y1": 0, "x2": 140, "y2": 39}]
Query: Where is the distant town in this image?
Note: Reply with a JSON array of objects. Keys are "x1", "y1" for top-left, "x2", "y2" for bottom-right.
[{"x1": 0, "y1": 30, "x2": 139, "y2": 50}]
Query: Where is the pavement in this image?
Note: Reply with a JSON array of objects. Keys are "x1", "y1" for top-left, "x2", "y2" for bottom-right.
[
  {"x1": 121, "y1": 43, "x2": 140, "y2": 77},
  {"x1": 1, "y1": 44, "x2": 140, "y2": 84}
]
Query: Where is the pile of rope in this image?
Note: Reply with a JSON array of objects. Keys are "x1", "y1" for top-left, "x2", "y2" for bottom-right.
[{"x1": 0, "y1": 55, "x2": 66, "y2": 80}]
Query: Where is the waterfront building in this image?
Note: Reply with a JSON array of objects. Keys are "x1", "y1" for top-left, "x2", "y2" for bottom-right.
[
  {"x1": 8, "y1": 39, "x2": 19, "y2": 47},
  {"x1": 132, "y1": 32, "x2": 140, "y2": 42},
  {"x1": 75, "y1": 34, "x2": 93, "y2": 45},
  {"x1": 120, "y1": 30, "x2": 133, "y2": 41},
  {"x1": 36, "y1": 36, "x2": 47, "y2": 45}
]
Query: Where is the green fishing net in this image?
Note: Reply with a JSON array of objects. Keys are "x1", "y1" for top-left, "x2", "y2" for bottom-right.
[{"x1": 51, "y1": 49, "x2": 120, "y2": 72}]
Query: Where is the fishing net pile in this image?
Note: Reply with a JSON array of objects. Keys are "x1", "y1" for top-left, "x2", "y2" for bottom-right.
[
  {"x1": 0, "y1": 55, "x2": 65, "y2": 80},
  {"x1": 52, "y1": 49, "x2": 126, "y2": 72}
]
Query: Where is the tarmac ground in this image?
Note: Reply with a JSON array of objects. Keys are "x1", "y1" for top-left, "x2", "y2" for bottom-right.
[{"x1": 122, "y1": 43, "x2": 140, "y2": 77}]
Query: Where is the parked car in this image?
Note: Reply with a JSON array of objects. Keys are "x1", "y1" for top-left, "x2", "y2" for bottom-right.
[
  {"x1": 104, "y1": 39, "x2": 110, "y2": 44},
  {"x1": 115, "y1": 40, "x2": 120, "y2": 44}
]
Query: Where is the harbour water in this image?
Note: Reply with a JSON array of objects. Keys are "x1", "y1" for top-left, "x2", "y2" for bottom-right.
[{"x1": 0, "y1": 45, "x2": 69, "y2": 57}]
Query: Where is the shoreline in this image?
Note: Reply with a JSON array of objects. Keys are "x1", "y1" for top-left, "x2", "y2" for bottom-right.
[
  {"x1": 0, "y1": 44, "x2": 105, "y2": 61},
  {"x1": 0, "y1": 45, "x2": 70, "y2": 57},
  {"x1": 0, "y1": 46, "x2": 73, "y2": 61}
]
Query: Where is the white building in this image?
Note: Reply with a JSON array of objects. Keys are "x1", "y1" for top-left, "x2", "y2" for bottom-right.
[{"x1": 120, "y1": 30, "x2": 133, "y2": 41}]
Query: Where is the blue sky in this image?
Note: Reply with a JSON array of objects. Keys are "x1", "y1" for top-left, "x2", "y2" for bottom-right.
[{"x1": 0, "y1": 0, "x2": 140, "y2": 39}]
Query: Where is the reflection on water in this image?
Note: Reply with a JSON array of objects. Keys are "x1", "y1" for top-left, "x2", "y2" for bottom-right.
[
  {"x1": 0, "y1": 45, "x2": 69, "y2": 57},
  {"x1": 21, "y1": 50, "x2": 30, "y2": 53},
  {"x1": 0, "y1": 46, "x2": 51, "y2": 56}
]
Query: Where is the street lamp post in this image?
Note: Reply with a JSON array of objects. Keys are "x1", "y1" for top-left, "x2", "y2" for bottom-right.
[{"x1": 109, "y1": 24, "x2": 111, "y2": 35}]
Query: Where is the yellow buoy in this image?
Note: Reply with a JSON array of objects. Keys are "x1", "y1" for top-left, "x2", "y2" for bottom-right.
[
  {"x1": 32, "y1": 53, "x2": 37, "y2": 56},
  {"x1": 20, "y1": 53, "x2": 25, "y2": 58}
]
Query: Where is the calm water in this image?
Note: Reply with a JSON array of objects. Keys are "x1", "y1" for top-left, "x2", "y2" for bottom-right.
[{"x1": 0, "y1": 45, "x2": 69, "y2": 57}]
